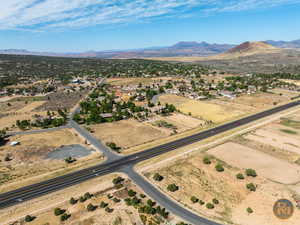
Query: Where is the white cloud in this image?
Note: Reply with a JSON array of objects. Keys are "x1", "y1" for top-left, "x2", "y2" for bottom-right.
[{"x1": 0, "y1": 0, "x2": 299, "y2": 31}]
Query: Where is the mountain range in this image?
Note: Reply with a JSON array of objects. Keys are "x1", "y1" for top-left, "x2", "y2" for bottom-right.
[{"x1": 0, "y1": 39, "x2": 299, "y2": 59}]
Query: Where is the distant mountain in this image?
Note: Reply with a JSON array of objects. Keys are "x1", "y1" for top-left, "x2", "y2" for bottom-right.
[
  {"x1": 227, "y1": 41, "x2": 277, "y2": 54},
  {"x1": 0, "y1": 41, "x2": 235, "y2": 59},
  {"x1": 265, "y1": 39, "x2": 300, "y2": 48},
  {"x1": 1, "y1": 39, "x2": 299, "y2": 59}
]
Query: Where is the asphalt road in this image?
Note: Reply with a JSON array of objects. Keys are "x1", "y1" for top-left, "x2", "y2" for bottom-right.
[{"x1": 1, "y1": 97, "x2": 299, "y2": 224}]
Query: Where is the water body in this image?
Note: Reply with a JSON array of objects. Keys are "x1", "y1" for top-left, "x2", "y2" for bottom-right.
[{"x1": 46, "y1": 144, "x2": 92, "y2": 160}]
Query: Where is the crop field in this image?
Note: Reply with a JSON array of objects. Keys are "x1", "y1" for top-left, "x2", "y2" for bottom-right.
[
  {"x1": 0, "y1": 129, "x2": 102, "y2": 192},
  {"x1": 159, "y1": 94, "x2": 244, "y2": 123}
]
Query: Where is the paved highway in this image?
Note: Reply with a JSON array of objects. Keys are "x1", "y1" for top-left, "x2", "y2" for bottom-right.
[{"x1": 1, "y1": 94, "x2": 300, "y2": 224}]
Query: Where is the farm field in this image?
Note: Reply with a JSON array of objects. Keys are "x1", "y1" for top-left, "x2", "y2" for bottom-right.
[
  {"x1": 159, "y1": 94, "x2": 244, "y2": 123},
  {"x1": 0, "y1": 129, "x2": 102, "y2": 193}
]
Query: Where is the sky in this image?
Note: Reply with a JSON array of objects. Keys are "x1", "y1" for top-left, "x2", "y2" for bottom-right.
[{"x1": 0, "y1": 0, "x2": 300, "y2": 52}]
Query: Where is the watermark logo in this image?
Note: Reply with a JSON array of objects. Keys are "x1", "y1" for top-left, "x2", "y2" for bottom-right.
[{"x1": 273, "y1": 199, "x2": 294, "y2": 219}]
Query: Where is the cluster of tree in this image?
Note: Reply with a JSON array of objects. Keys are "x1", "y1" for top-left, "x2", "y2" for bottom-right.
[
  {"x1": 16, "y1": 110, "x2": 67, "y2": 130},
  {"x1": 75, "y1": 87, "x2": 150, "y2": 125},
  {"x1": 223, "y1": 74, "x2": 295, "y2": 93},
  {"x1": 0, "y1": 54, "x2": 208, "y2": 89},
  {"x1": 106, "y1": 142, "x2": 121, "y2": 152}
]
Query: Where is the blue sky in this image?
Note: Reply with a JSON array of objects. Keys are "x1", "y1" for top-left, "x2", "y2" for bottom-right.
[{"x1": 1, "y1": 0, "x2": 300, "y2": 52}]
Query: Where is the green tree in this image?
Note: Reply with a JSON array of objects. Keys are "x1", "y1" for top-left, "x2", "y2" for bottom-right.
[
  {"x1": 236, "y1": 173, "x2": 245, "y2": 179},
  {"x1": 246, "y1": 183, "x2": 256, "y2": 192},
  {"x1": 245, "y1": 169, "x2": 257, "y2": 177},
  {"x1": 215, "y1": 163, "x2": 224, "y2": 172},
  {"x1": 153, "y1": 173, "x2": 164, "y2": 181},
  {"x1": 167, "y1": 184, "x2": 179, "y2": 192}
]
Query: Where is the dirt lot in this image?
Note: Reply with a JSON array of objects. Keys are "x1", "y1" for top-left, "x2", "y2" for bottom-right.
[
  {"x1": 159, "y1": 94, "x2": 244, "y2": 123},
  {"x1": 89, "y1": 119, "x2": 170, "y2": 150},
  {"x1": 0, "y1": 100, "x2": 47, "y2": 130},
  {"x1": 208, "y1": 142, "x2": 300, "y2": 184},
  {"x1": 0, "y1": 174, "x2": 180, "y2": 225},
  {"x1": 107, "y1": 77, "x2": 153, "y2": 86},
  {"x1": 0, "y1": 129, "x2": 102, "y2": 192},
  {"x1": 144, "y1": 148, "x2": 300, "y2": 225},
  {"x1": 221, "y1": 92, "x2": 294, "y2": 110},
  {"x1": 36, "y1": 89, "x2": 89, "y2": 111},
  {"x1": 244, "y1": 123, "x2": 300, "y2": 155},
  {"x1": 150, "y1": 113, "x2": 206, "y2": 133}
]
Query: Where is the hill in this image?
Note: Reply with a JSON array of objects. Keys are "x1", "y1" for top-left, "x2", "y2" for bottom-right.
[{"x1": 227, "y1": 41, "x2": 277, "y2": 54}]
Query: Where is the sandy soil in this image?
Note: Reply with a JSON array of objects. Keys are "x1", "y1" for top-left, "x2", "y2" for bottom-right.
[
  {"x1": 107, "y1": 77, "x2": 153, "y2": 86},
  {"x1": 150, "y1": 113, "x2": 205, "y2": 133},
  {"x1": 89, "y1": 119, "x2": 170, "y2": 150},
  {"x1": 208, "y1": 142, "x2": 300, "y2": 184},
  {"x1": 0, "y1": 101, "x2": 47, "y2": 130},
  {"x1": 223, "y1": 92, "x2": 292, "y2": 110},
  {"x1": 244, "y1": 124, "x2": 300, "y2": 155},
  {"x1": 0, "y1": 129, "x2": 102, "y2": 192},
  {"x1": 159, "y1": 94, "x2": 244, "y2": 123},
  {"x1": 143, "y1": 153, "x2": 255, "y2": 224}
]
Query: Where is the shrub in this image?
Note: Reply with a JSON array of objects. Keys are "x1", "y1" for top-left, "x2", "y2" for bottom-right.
[
  {"x1": 100, "y1": 201, "x2": 108, "y2": 208},
  {"x1": 246, "y1": 183, "x2": 256, "y2": 192},
  {"x1": 113, "y1": 197, "x2": 121, "y2": 203},
  {"x1": 112, "y1": 176, "x2": 124, "y2": 185},
  {"x1": 245, "y1": 169, "x2": 257, "y2": 177},
  {"x1": 79, "y1": 196, "x2": 87, "y2": 202},
  {"x1": 87, "y1": 203, "x2": 96, "y2": 211},
  {"x1": 127, "y1": 189, "x2": 137, "y2": 197},
  {"x1": 215, "y1": 163, "x2": 224, "y2": 172},
  {"x1": 247, "y1": 207, "x2": 254, "y2": 214},
  {"x1": 203, "y1": 157, "x2": 211, "y2": 165},
  {"x1": 212, "y1": 198, "x2": 219, "y2": 205},
  {"x1": 140, "y1": 194, "x2": 146, "y2": 198},
  {"x1": 54, "y1": 208, "x2": 65, "y2": 216},
  {"x1": 236, "y1": 173, "x2": 245, "y2": 180},
  {"x1": 191, "y1": 196, "x2": 199, "y2": 203},
  {"x1": 199, "y1": 200, "x2": 205, "y2": 205},
  {"x1": 153, "y1": 173, "x2": 164, "y2": 181},
  {"x1": 69, "y1": 197, "x2": 77, "y2": 205},
  {"x1": 65, "y1": 156, "x2": 76, "y2": 164},
  {"x1": 167, "y1": 184, "x2": 179, "y2": 192},
  {"x1": 60, "y1": 213, "x2": 71, "y2": 221},
  {"x1": 147, "y1": 199, "x2": 156, "y2": 207},
  {"x1": 105, "y1": 207, "x2": 114, "y2": 213},
  {"x1": 206, "y1": 203, "x2": 215, "y2": 209},
  {"x1": 25, "y1": 215, "x2": 35, "y2": 222},
  {"x1": 84, "y1": 192, "x2": 92, "y2": 199}
]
